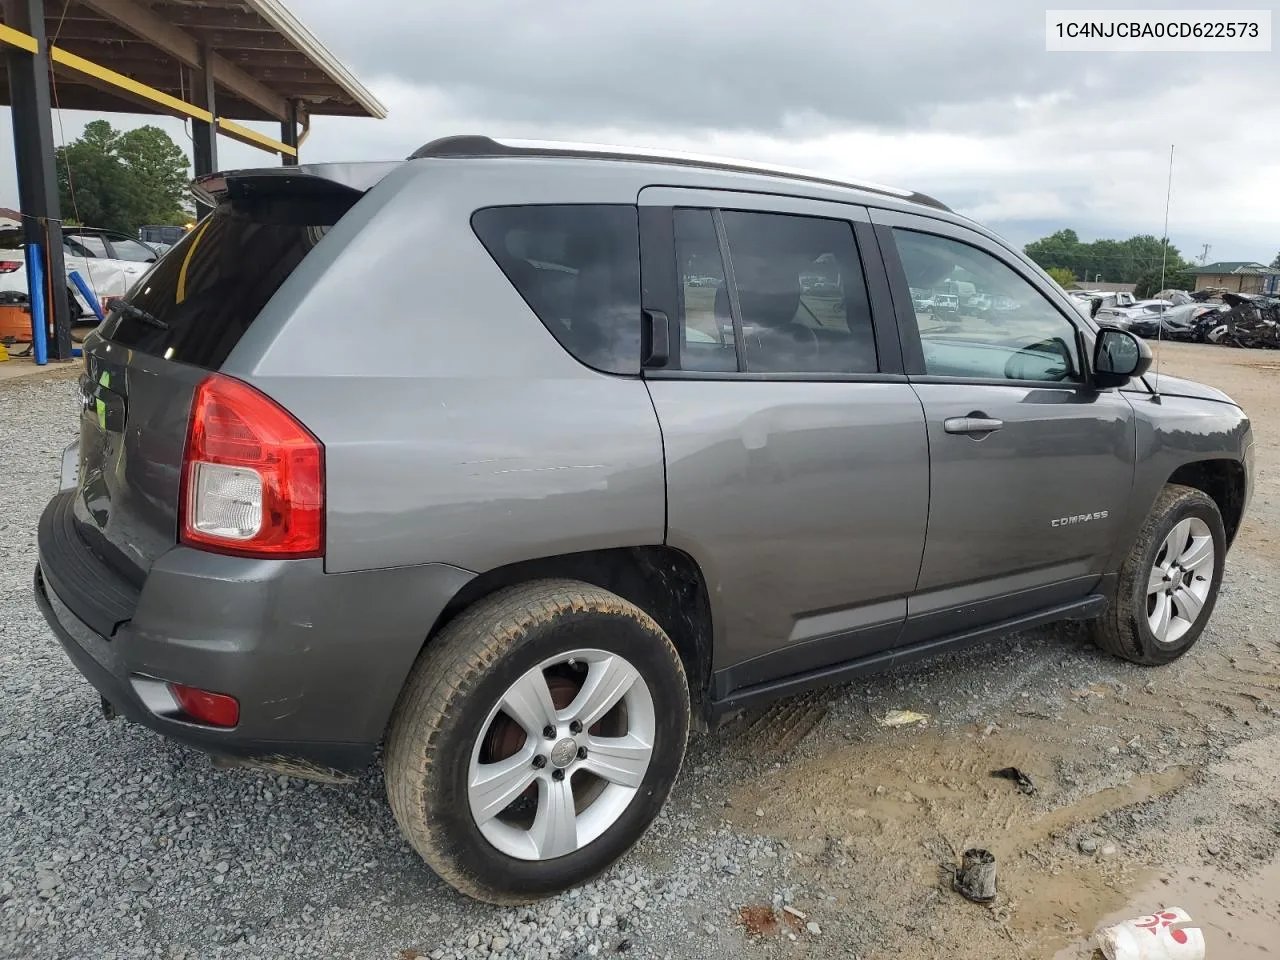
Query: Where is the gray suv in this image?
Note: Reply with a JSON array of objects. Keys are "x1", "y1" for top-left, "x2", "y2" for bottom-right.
[{"x1": 35, "y1": 136, "x2": 1254, "y2": 903}]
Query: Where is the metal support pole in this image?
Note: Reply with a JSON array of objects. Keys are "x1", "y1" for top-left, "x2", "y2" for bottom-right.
[
  {"x1": 26, "y1": 242, "x2": 47, "y2": 364},
  {"x1": 5, "y1": 0, "x2": 72, "y2": 360},
  {"x1": 280, "y1": 99, "x2": 299, "y2": 165},
  {"x1": 191, "y1": 44, "x2": 218, "y2": 220}
]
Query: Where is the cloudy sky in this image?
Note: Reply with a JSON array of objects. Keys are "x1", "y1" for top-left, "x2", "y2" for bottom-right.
[{"x1": 2, "y1": 0, "x2": 1278, "y2": 264}]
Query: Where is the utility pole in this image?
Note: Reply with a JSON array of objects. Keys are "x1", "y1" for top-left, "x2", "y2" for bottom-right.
[{"x1": 1198, "y1": 243, "x2": 1211, "y2": 265}]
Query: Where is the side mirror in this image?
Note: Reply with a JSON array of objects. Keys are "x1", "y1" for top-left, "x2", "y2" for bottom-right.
[{"x1": 1093, "y1": 328, "x2": 1151, "y2": 388}]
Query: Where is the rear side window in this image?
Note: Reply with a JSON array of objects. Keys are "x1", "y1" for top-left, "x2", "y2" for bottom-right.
[
  {"x1": 721, "y1": 210, "x2": 877, "y2": 374},
  {"x1": 70, "y1": 234, "x2": 109, "y2": 258},
  {"x1": 109, "y1": 237, "x2": 157, "y2": 262},
  {"x1": 671, "y1": 208, "x2": 877, "y2": 375},
  {"x1": 472, "y1": 205, "x2": 642, "y2": 375},
  {"x1": 104, "y1": 206, "x2": 330, "y2": 369}
]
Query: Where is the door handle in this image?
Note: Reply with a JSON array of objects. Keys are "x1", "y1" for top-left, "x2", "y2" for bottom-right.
[
  {"x1": 641, "y1": 309, "x2": 670, "y2": 367},
  {"x1": 943, "y1": 416, "x2": 1004, "y2": 435}
]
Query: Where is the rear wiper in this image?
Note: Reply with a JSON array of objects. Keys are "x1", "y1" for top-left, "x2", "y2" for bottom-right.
[{"x1": 113, "y1": 300, "x2": 168, "y2": 330}]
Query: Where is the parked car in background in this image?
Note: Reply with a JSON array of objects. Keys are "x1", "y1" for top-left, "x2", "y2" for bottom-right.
[
  {"x1": 1067, "y1": 291, "x2": 1100, "y2": 318},
  {"x1": 63, "y1": 228, "x2": 159, "y2": 311},
  {"x1": 933, "y1": 292, "x2": 960, "y2": 315},
  {"x1": 35, "y1": 137, "x2": 1253, "y2": 905},
  {"x1": 966, "y1": 292, "x2": 992, "y2": 313},
  {"x1": 1096, "y1": 299, "x2": 1172, "y2": 329},
  {"x1": 991, "y1": 294, "x2": 1021, "y2": 316},
  {"x1": 0, "y1": 225, "x2": 158, "y2": 320},
  {"x1": 139, "y1": 224, "x2": 192, "y2": 248},
  {"x1": 910, "y1": 288, "x2": 935, "y2": 312}
]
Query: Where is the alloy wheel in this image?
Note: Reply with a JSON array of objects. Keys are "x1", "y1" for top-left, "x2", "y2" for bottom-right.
[
  {"x1": 1146, "y1": 516, "x2": 1215, "y2": 646},
  {"x1": 467, "y1": 649, "x2": 656, "y2": 861}
]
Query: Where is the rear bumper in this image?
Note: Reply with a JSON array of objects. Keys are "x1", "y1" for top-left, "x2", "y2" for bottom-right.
[{"x1": 36, "y1": 493, "x2": 475, "y2": 774}]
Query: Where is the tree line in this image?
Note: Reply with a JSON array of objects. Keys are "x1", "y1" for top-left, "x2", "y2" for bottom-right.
[
  {"x1": 1024, "y1": 229, "x2": 1195, "y2": 297},
  {"x1": 54, "y1": 120, "x2": 192, "y2": 236}
]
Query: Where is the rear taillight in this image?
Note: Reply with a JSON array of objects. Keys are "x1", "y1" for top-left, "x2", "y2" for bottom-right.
[
  {"x1": 0, "y1": 260, "x2": 21, "y2": 273},
  {"x1": 180, "y1": 374, "x2": 324, "y2": 558},
  {"x1": 169, "y1": 683, "x2": 239, "y2": 727}
]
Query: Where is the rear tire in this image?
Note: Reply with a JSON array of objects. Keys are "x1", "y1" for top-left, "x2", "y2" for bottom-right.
[
  {"x1": 384, "y1": 579, "x2": 689, "y2": 904},
  {"x1": 1092, "y1": 484, "x2": 1225, "y2": 665}
]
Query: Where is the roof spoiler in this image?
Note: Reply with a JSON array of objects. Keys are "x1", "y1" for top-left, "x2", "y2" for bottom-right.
[
  {"x1": 407, "y1": 134, "x2": 951, "y2": 211},
  {"x1": 190, "y1": 162, "x2": 402, "y2": 207}
]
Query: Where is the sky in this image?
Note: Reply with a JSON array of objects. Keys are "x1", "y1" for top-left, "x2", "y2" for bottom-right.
[{"x1": 2, "y1": 0, "x2": 1278, "y2": 265}]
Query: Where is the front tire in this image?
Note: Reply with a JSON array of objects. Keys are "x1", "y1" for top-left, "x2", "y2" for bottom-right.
[
  {"x1": 1092, "y1": 484, "x2": 1225, "y2": 665},
  {"x1": 384, "y1": 579, "x2": 689, "y2": 904}
]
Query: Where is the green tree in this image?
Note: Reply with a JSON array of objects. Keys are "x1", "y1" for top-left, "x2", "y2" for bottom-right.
[
  {"x1": 1045, "y1": 266, "x2": 1076, "y2": 288},
  {"x1": 1025, "y1": 229, "x2": 1189, "y2": 284},
  {"x1": 55, "y1": 120, "x2": 190, "y2": 235},
  {"x1": 117, "y1": 126, "x2": 191, "y2": 225},
  {"x1": 1270, "y1": 251, "x2": 1280, "y2": 269},
  {"x1": 1024, "y1": 229, "x2": 1081, "y2": 275},
  {"x1": 1134, "y1": 265, "x2": 1195, "y2": 299}
]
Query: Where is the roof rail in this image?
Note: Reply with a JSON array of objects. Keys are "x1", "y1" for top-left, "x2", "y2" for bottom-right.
[{"x1": 408, "y1": 135, "x2": 950, "y2": 212}]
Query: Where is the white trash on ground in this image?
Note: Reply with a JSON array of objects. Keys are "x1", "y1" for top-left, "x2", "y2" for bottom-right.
[
  {"x1": 879, "y1": 709, "x2": 929, "y2": 727},
  {"x1": 1097, "y1": 907, "x2": 1205, "y2": 960}
]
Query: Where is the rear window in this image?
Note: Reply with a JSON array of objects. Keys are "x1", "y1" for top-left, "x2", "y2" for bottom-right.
[
  {"x1": 471, "y1": 205, "x2": 642, "y2": 375},
  {"x1": 103, "y1": 205, "x2": 330, "y2": 369}
]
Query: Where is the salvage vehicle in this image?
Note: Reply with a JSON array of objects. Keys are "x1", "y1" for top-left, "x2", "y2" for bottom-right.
[
  {"x1": 35, "y1": 137, "x2": 1254, "y2": 903},
  {"x1": 0, "y1": 226, "x2": 158, "y2": 319},
  {"x1": 1127, "y1": 302, "x2": 1222, "y2": 341},
  {"x1": 1216, "y1": 293, "x2": 1280, "y2": 349},
  {"x1": 1095, "y1": 298, "x2": 1172, "y2": 328}
]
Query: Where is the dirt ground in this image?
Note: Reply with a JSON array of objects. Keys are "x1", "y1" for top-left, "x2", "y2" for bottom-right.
[{"x1": 713, "y1": 341, "x2": 1280, "y2": 958}]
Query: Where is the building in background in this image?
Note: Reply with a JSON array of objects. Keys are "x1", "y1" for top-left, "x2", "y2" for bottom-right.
[{"x1": 1190, "y1": 261, "x2": 1280, "y2": 295}]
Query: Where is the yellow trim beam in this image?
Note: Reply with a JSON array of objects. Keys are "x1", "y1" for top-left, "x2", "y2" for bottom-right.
[
  {"x1": 0, "y1": 26, "x2": 294, "y2": 157},
  {"x1": 217, "y1": 118, "x2": 296, "y2": 157},
  {"x1": 0, "y1": 23, "x2": 39, "y2": 54},
  {"x1": 50, "y1": 47, "x2": 213, "y2": 123}
]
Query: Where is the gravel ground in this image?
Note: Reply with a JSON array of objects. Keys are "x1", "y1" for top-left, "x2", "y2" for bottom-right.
[
  {"x1": 0, "y1": 374, "x2": 812, "y2": 960},
  {"x1": 2, "y1": 344, "x2": 1278, "y2": 959}
]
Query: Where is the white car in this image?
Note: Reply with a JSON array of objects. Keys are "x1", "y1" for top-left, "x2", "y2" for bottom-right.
[
  {"x1": 933, "y1": 293, "x2": 961, "y2": 314},
  {"x1": 0, "y1": 226, "x2": 159, "y2": 319},
  {"x1": 1095, "y1": 299, "x2": 1173, "y2": 329}
]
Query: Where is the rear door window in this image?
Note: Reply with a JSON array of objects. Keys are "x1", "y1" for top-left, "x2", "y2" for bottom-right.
[
  {"x1": 673, "y1": 209, "x2": 735, "y2": 372},
  {"x1": 71, "y1": 234, "x2": 111, "y2": 258},
  {"x1": 670, "y1": 208, "x2": 878, "y2": 375},
  {"x1": 107, "y1": 236, "x2": 158, "y2": 262},
  {"x1": 472, "y1": 205, "x2": 642, "y2": 375},
  {"x1": 721, "y1": 210, "x2": 877, "y2": 374},
  {"x1": 103, "y1": 207, "x2": 331, "y2": 369}
]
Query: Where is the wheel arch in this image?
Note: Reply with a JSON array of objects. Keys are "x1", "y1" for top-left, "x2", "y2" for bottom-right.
[
  {"x1": 424, "y1": 546, "x2": 715, "y2": 721},
  {"x1": 1167, "y1": 458, "x2": 1247, "y2": 545}
]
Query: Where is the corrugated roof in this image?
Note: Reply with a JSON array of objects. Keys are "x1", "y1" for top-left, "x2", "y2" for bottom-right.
[
  {"x1": 0, "y1": 0, "x2": 385, "y2": 122},
  {"x1": 1190, "y1": 261, "x2": 1279, "y2": 275}
]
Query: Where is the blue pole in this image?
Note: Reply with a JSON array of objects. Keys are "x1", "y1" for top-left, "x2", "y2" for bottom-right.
[
  {"x1": 68, "y1": 270, "x2": 105, "y2": 322},
  {"x1": 26, "y1": 241, "x2": 48, "y2": 365}
]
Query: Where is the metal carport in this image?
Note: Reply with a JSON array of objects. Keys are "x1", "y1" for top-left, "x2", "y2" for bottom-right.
[{"x1": 0, "y1": 0, "x2": 385, "y2": 360}]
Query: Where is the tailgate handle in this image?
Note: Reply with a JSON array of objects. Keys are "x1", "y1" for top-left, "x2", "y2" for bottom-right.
[
  {"x1": 944, "y1": 416, "x2": 1003, "y2": 436},
  {"x1": 642, "y1": 309, "x2": 670, "y2": 368}
]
